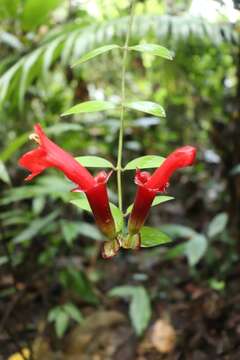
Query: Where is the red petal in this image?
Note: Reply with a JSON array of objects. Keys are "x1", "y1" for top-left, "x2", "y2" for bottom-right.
[
  {"x1": 18, "y1": 124, "x2": 95, "y2": 190},
  {"x1": 146, "y1": 146, "x2": 196, "y2": 191},
  {"x1": 18, "y1": 147, "x2": 51, "y2": 181}
]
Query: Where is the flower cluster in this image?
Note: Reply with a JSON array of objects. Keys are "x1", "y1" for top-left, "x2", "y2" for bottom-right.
[{"x1": 19, "y1": 124, "x2": 196, "y2": 258}]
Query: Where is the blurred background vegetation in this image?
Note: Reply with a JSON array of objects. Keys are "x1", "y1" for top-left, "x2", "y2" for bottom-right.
[{"x1": 0, "y1": 0, "x2": 240, "y2": 359}]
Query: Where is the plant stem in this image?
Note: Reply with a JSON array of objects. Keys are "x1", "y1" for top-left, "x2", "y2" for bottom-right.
[{"x1": 117, "y1": 0, "x2": 136, "y2": 212}]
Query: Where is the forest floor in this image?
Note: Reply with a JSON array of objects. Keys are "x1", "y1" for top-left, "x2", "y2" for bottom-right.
[{"x1": 1, "y1": 249, "x2": 240, "y2": 360}]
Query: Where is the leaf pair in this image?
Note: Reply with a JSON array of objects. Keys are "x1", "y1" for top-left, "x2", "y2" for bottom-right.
[
  {"x1": 71, "y1": 43, "x2": 174, "y2": 67},
  {"x1": 62, "y1": 99, "x2": 165, "y2": 118},
  {"x1": 71, "y1": 154, "x2": 173, "y2": 248}
]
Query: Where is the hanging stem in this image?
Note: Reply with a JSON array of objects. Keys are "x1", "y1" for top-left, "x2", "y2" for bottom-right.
[{"x1": 117, "y1": 0, "x2": 136, "y2": 212}]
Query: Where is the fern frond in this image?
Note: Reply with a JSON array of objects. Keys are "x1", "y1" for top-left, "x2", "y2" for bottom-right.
[{"x1": 0, "y1": 14, "x2": 238, "y2": 110}]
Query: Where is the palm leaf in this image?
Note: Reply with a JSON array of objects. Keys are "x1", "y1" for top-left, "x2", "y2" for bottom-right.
[{"x1": 0, "y1": 15, "x2": 238, "y2": 110}]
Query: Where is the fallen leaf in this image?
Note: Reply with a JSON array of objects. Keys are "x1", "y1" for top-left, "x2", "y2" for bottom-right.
[{"x1": 150, "y1": 319, "x2": 176, "y2": 353}]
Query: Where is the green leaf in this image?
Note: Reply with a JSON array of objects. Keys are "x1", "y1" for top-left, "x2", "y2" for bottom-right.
[
  {"x1": 71, "y1": 195, "x2": 123, "y2": 233},
  {"x1": 75, "y1": 223, "x2": 102, "y2": 241},
  {"x1": 140, "y1": 226, "x2": 172, "y2": 247},
  {"x1": 185, "y1": 234, "x2": 208, "y2": 266},
  {"x1": 12, "y1": 211, "x2": 59, "y2": 244},
  {"x1": 0, "y1": 133, "x2": 28, "y2": 162},
  {"x1": 109, "y1": 285, "x2": 151, "y2": 336},
  {"x1": 152, "y1": 196, "x2": 174, "y2": 207},
  {"x1": 208, "y1": 279, "x2": 225, "y2": 292},
  {"x1": 0, "y1": 0, "x2": 20, "y2": 18},
  {"x1": 71, "y1": 194, "x2": 91, "y2": 213},
  {"x1": 160, "y1": 224, "x2": 197, "y2": 239},
  {"x1": 0, "y1": 60, "x2": 23, "y2": 105},
  {"x1": 129, "y1": 43, "x2": 174, "y2": 60},
  {"x1": 72, "y1": 44, "x2": 120, "y2": 67},
  {"x1": 109, "y1": 286, "x2": 137, "y2": 298},
  {"x1": 0, "y1": 161, "x2": 11, "y2": 184},
  {"x1": 22, "y1": 0, "x2": 63, "y2": 31},
  {"x1": 60, "y1": 268, "x2": 99, "y2": 305},
  {"x1": 61, "y1": 100, "x2": 115, "y2": 116},
  {"x1": 126, "y1": 195, "x2": 173, "y2": 215},
  {"x1": 42, "y1": 36, "x2": 63, "y2": 76},
  {"x1": 230, "y1": 164, "x2": 240, "y2": 175},
  {"x1": 207, "y1": 213, "x2": 228, "y2": 239},
  {"x1": 0, "y1": 31, "x2": 23, "y2": 50},
  {"x1": 124, "y1": 101, "x2": 165, "y2": 117},
  {"x1": 124, "y1": 155, "x2": 165, "y2": 170},
  {"x1": 61, "y1": 220, "x2": 102, "y2": 244},
  {"x1": 47, "y1": 122, "x2": 82, "y2": 135},
  {"x1": 164, "y1": 243, "x2": 187, "y2": 260},
  {"x1": 129, "y1": 287, "x2": 151, "y2": 335},
  {"x1": 48, "y1": 306, "x2": 62, "y2": 322},
  {"x1": 110, "y1": 204, "x2": 124, "y2": 232},
  {"x1": 76, "y1": 156, "x2": 114, "y2": 168},
  {"x1": 63, "y1": 303, "x2": 83, "y2": 323},
  {"x1": 19, "y1": 48, "x2": 42, "y2": 110},
  {"x1": 55, "y1": 310, "x2": 69, "y2": 338}
]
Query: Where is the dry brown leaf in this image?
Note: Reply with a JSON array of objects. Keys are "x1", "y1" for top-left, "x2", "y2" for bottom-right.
[{"x1": 150, "y1": 319, "x2": 176, "y2": 353}]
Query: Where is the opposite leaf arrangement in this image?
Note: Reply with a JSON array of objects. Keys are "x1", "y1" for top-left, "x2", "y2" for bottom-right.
[
  {"x1": 19, "y1": 123, "x2": 196, "y2": 258},
  {"x1": 18, "y1": 3, "x2": 196, "y2": 258}
]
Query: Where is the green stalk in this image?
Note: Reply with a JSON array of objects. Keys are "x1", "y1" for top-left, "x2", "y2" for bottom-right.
[{"x1": 117, "y1": 0, "x2": 136, "y2": 212}]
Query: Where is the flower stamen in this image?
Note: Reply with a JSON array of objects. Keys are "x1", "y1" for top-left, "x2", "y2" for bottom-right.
[{"x1": 29, "y1": 133, "x2": 40, "y2": 144}]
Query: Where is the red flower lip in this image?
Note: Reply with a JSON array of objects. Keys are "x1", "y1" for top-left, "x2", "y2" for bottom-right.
[
  {"x1": 19, "y1": 124, "x2": 95, "y2": 190},
  {"x1": 18, "y1": 124, "x2": 117, "y2": 246},
  {"x1": 127, "y1": 146, "x2": 196, "y2": 240}
]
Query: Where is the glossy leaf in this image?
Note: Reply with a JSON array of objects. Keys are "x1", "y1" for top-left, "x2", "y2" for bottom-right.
[
  {"x1": 72, "y1": 44, "x2": 120, "y2": 67},
  {"x1": 62, "y1": 100, "x2": 115, "y2": 116},
  {"x1": 140, "y1": 226, "x2": 172, "y2": 247},
  {"x1": 129, "y1": 43, "x2": 174, "y2": 60},
  {"x1": 124, "y1": 101, "x2": 165, "y2": 117},
  {"x1": 76, "y1": 156, "x2": 114, "y2": 168},
  {"x1": 126, "y1": 195, "x2": 173, "y2": 215},
  {"x1": 124, "y1": 155, "x2": 165, "y2": 170}
]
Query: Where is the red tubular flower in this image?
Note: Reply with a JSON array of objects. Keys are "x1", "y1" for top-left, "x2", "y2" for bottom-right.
[
  {"x1": 19, "y1": 124, "x2": 118, "y2": 256},
  {"x1": 125, "y1": 146, "x2": 196, "y2": 248}
]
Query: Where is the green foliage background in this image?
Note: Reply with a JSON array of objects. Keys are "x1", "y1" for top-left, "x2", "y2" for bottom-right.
[{"x1": 0, "y1": 0, "x2": 240, "y2": 348}]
